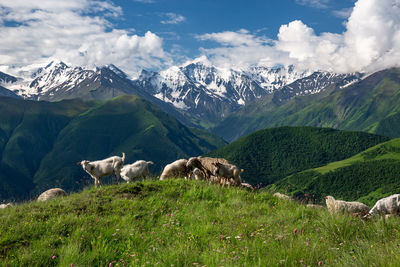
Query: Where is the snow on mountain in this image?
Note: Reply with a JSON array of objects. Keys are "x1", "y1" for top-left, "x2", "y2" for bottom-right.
[
  {"x1": 135, "y1": 61, "x2": 309, "y2": 110},
  {"x1": 5, "y1": 61, "x2": 91, "y2": 98},
  {"x1": 272, "y1": 71, "x2": 363, "y2": 104},
  {"x1": 3, "y1": 61, "x2": 135, "y2": 100},
  {"x1": 0, "y1": 58, "x2": 363, "y2": 126}
]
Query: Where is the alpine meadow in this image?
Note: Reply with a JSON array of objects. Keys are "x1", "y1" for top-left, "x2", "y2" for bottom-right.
[{"x1": 2, "y1": 0, "x2": 400, "y2": 266}]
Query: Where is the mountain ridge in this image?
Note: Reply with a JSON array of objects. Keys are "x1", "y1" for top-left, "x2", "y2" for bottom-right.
[
  {"x1": 1, "y1": 60, "x2": 362, "y2": 129},
  {"x1": 213, "y1": 67, "x2": 400, "y2": 141},
  {"x1": 0, "y1": 95, "x2": 225, "y2": 201}
]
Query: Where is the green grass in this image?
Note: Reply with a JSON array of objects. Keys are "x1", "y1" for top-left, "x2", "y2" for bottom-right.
[
  {"x1": 2, "y1": 179, "x2": 400, "y2": 266},
  {"x1": 272, "y1": 138, "x2": 400, "y2": 206},
  {"x1": 0, "y1": 95, "x2": 226, "y2": 201},
  {"x1": 207, "y1": 126, "x2": 389, "y2": 186},
  {"x1": 314, "y1": 139, "x2": 400, "y2": 174}
]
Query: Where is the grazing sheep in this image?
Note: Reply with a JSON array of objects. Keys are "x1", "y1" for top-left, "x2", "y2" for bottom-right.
[
  {"x1": 186, "y1": 156, "x2": 230, "y2": 180},
  {"x1": 325, "y1": 196, "x2": 370, "y2": 216},
  {"x1": 190, "y1": 168, "x2": 205, "y2": 180},
  {"x1": 208, "y1": 175, "x2": 221, "y2": 185},
  {"x1": 273, "y1": 192, "x2": 291, "y2": 200},
  {"x1": 120, "y1": 160, "x2": 154, "y2": 183},
  {"x1": 241, "y1": 183, "x2": 254, "y2": 190},
  {"x1": 160, "y1": 159, "x2": 189, "y2": 180},
  {"x1": 367, "y1": 194, "x2": 400, "y2": 217},
  {"x1": 78, "y1": 153, "x2": 125, "y2": 187},
  {"x1": 212, "y1": 162, "x2": 243, "y2": 186},
  {"x1": 37, "y1": 188, "x2": 67, "y2": 202},
  {"x1": 0, "y1": 203, "x2": 12, "y2": 209}
]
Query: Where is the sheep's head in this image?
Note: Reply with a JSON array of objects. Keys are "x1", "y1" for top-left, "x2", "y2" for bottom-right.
[
  {"x1": 79, "y1": 160, "x2": 91, "y2": 171},
  {"x1": 187, "y1": 157, "x2": 201, "y2": 169}
]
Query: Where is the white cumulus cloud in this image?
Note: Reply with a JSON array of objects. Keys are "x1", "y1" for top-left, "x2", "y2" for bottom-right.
[
  {"x1": 160, "y1": 13, "x2": 186, "y2": 25},
  {"x1": 196, "y1": 29, "x2": 293, "y2": 69},
  {"x1": 295, "y1": 0, "x2": 330, "y2": 9},
  {"x1": 0, "y1": 0, "x2": 170, "y2": 77},
  {"x1": 198, "y1": 0, "x2": 400, "y2": 73}
]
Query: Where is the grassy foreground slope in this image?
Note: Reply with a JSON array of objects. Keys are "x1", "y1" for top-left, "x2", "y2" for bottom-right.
[
  {"x1": 2, "y1": 180, "x2": 400, "y2": 266},
  {"x1": 272, "y1": 138, "x2": 400, "y2": 206},
  {"x1": 207, "y1": 126, "x2": 389, "y2": 186}
]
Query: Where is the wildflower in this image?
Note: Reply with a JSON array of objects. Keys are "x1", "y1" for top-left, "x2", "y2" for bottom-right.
[
  {"x1": 318, "y1": 261, "x2": 323, "y2": 266},
  {"x1": 52, "y1": 255, "x2": 56, "y2": 259},
  {"x1": 71, "y1": 264, "x2": 74, "y2": 267},
  {"x1": 306, "y1": 242, "x2": 309, "y2": 246},
  {"x1": 301, "y1": 229, "x2": 304, "y2": 234},
  {"x1": 152, "y1": 231, "x2": 155, "y2": 234},
  {"x1": 212, "y1": 221, "x2": 214, "y2": 225},
  {"x1": 293, "y1": 228, "x2": 298, "y2": 235}
]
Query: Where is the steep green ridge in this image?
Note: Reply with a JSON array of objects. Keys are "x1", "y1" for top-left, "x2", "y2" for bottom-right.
[
  {"x1": 0, "y1": 96, "x2": 225, "y2": 201},
  {"x1": 206, "y1": 126, "x2": 389, "y2": 186},
  {"x1": 272, "y1": 138, "x2": 400, "y2": 206},
  {"x1": 214, "y1": 68, "x2": 400, "y2": 142},
  {"x1": 2, "y1": 180, "x2": 400, "y2": 266},
  {"x1": 0, "y1": 97, "x2": 92, "y2": 200}
]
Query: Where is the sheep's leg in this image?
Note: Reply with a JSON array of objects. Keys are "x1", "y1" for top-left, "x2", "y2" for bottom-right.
[{"x1": 89, "y1": 174, "x2": 99, "y2": 187}]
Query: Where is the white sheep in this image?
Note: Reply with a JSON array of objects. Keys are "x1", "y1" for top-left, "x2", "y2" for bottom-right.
[
  {"x1": 367, "y1": 194, "x2": 400, "y2": 217},
  {"x1": 0, "y1": 203, "x2": 13, "y2": 209},
  {"x1": 78, "y1": 152, "x2": 125, "y2": 187},
  {"x1": 160, "y1": 159, "x2": 189, "y2": 180},
  {"x1": 120, "y1": 160, "x2": 154, "y2": 183},
  {"x1": 241, "y1": 183, "x2": 254, "y2": 190},
  {"x1": 37, "y1": 188, "x2": 67, "y2": 202},
  {"x1": 325, "y1": 196, "x2": 370, "y2": 216},
  {"x1": 273, "y1": 192, "x2": 291, "y2": 200},
  {"x1": 212, "y1": 162, "x2": 243, "y2": 186},
  {"x1": 190, "y1": 168, "x2": 205, "y2": 180}
]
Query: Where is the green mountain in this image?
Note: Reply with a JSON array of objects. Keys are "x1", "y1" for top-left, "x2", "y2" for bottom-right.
[
  {"x1": 0, "y1": 95, "x2": 225, "y2": 201},
  {"x1": 213, "y1": 67, "x2": 400, "y2": 142},
  {"x1": 206, "y1": 126, "x2": 389, "y2": 186},
  {"x1": 271, "y1": 138, "x2": 400, "y2": 206},
  {"x1": 2, "y1": 180, "x2": 400, "y2": 266}
]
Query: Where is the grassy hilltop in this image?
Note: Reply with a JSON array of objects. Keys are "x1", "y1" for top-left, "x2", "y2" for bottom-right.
[
  {"x1": 0, "y1": 95, "x2": 225, "y2": 201},
  {"x1": 207, "y1": 126, "x2": 389, "y2": 186},
  {"x1": 1, "y1": 179, "x2": 400, "y2": 266},
  {"x1": 272, "y1": 138, "x2": 400, "y2": 206}
]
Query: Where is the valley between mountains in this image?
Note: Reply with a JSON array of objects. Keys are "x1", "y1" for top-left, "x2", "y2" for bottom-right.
[{"x1": 0, "y1": 60, "x2": 400, "y2": 204}]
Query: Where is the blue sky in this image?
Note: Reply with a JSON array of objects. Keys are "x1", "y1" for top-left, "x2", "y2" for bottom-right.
[
  {"x1": 112, "y1": 0, "x2": 355, "y2": 58},
  {"x1": 0, "y1": 0, "x2": 399, "y2": 76}
]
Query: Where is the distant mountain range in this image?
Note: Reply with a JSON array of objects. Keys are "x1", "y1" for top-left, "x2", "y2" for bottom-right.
[
  {"x1": 213, "y1": 67, "x2": 400, "y2": 141},
  {"x1": 0, "y1": 60, "x2": 362, "y2": 128}
]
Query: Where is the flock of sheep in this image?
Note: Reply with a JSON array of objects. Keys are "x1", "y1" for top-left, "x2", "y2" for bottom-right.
[
  {"x1": 274, "y1": 193, "x2": 400, "y2": 219},
  {"x1": 77, "y1": 152, "x2": 249, "y2": 188},
  {"x1": 1, "y1": 152, "x2": 399, "y2": 221},
  {"x1": 75, "y1": 152, "x2": 400, "y2": 219}
]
